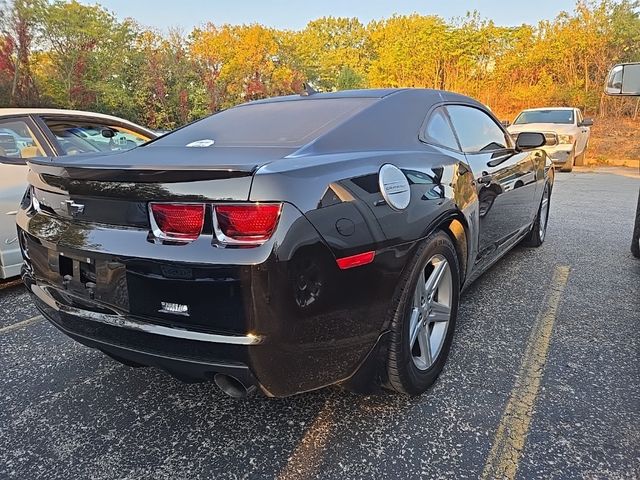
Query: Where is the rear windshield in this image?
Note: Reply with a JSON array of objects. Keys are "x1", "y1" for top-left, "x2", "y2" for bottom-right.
[
  {"x1": 153, "y1": 98, "x2": 376, "y2": 147},
  {"x1": 514, "y1": 110, "x2": 574, "y2": 125}
]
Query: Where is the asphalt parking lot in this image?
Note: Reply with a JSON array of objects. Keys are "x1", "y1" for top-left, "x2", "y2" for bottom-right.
[{"x1": 1, "y1": 168, "x2": 638, "y2": 480}]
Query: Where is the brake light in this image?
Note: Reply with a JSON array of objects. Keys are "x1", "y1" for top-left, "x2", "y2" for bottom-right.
[
  {"x1": 150, "y1": 203, "x2": 205, "y2": 241},
  {"x1": 214, "y1": 203, "x2": 282, "y2": 244},
  {"x1": 336, "y1": 251, "x2": 375, "y2": 270}
]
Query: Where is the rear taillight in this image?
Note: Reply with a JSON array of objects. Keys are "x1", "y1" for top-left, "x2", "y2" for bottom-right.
[
  {"x1": 213, "y1": 203, "x2": 282, "y2": 245},
  {"x1": 150, "y1": 203, "x2": 205, "y2": 241}
]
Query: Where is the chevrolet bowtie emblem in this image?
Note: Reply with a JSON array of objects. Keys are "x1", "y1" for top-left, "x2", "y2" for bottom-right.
[{"x1": 61, "y1": 199, "x2": 85, "y2": 216}]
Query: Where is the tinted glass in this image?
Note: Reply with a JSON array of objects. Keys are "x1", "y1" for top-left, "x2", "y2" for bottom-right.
[
  {"x1": 42, "y1": 118, "x2": 151, "y2": 156},
  {"x1": 446, "y1": 105, "x2": 508, "y2": 153},
  {"x1": 0, "y1": 119, "x2": 45, "y2": 159},
  {"x1": 424, "y1": 107, "x2": 459, "y2": 150},
  {"x1": 513, "y1": 109, "x2": 574, "y2": 125},
  {"x1": 155, "y1": 98, "x2": 376, "y2": 147}
]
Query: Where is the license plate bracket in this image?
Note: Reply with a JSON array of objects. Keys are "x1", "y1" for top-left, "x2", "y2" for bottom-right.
[{"x1": 55, "y1": 252, "x2": 129, "y2": 310}]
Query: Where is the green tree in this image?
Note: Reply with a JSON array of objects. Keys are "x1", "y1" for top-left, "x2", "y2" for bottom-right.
[
  {"x1": 36, "y1": 0, "x2": 136, "y2": 109},
  {"x1": 367, "y1": 14, "x2": 449, "y2": 88},
  {"x1": 336, "y1": 65, "x2": 364, "y2": 90},
  {"x1": 294, "y1": 16, "x2": 369, "y2": 91},
  {"x1": 0, "y1": 0, "x2": 44, "y2": 106}
]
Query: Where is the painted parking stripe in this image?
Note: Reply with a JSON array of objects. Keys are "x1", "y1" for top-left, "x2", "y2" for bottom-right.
[
  {"x1": 277, "y1": 398, "x2": 335, "y2": 480},
  {"x1": 0, "y1": 314, "x2": 44, "y2": 335},
  {"x1": 481, "y1": 265, "x2": 570, "y2": 480}
]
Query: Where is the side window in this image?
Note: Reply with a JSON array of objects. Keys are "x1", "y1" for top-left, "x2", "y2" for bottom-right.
[
  {"x1": 42, "y1": 117, "x2": 150, "y2": 156},
  {"x1": 576, "y1": 109, "x2": 583, "y2": 124},
  {"x1": 446, "y1": 105, "x2": 510, "y2": 153},
  {"x1": 0, "y1": 118, "x2": 45, "y2": 159},
  {"x1": 424, "y1": 107, "x2": 459, "y2": 150}
]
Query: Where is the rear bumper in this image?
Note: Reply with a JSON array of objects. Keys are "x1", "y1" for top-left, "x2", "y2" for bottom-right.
[
  {"x1": 18, "y1": 203, "x2": 405, "y2": 397},
  {"x1": 28, "y1": 276, "x2": 259, "y2": 387}
]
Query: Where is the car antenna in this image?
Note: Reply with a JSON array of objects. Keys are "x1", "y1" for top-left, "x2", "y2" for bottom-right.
[{"x1": 301, "y1": 82, "x2": 318, "y2": 96}]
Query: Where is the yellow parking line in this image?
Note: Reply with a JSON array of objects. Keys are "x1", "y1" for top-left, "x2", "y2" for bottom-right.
[
  {"x1": 0, "y1": 314, "x2": 44, "y2": 335},
  {"x1": 481, "y1": 265, "x2": 570, "y2": 480},
  {"x1": 277, "y1": 398, "x2": 335, "y2": 480}
]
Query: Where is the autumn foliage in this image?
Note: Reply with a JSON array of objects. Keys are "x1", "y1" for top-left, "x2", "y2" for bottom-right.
[{"x1": 0, "y1": 0, "x2": 638, "y2": 129}]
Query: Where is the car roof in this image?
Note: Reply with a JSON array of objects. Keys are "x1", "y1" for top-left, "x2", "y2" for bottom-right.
[
  {"x1": 244, "y1": 88, "x2": 408, "y2": 105},
  {"x1": 242, "y1": 88, "x2": 484, "y2": 108},
  {"x1": 0, "y1": 108, "x2": 155, "y2": 134}
]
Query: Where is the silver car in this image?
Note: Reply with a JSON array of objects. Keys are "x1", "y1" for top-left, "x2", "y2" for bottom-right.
[
  {"x1": 0, "y1": 109, "x2": 156, "y2": 278},
  {"x1": 507, "y1": 107, "x2": 593, "y2": 172}
]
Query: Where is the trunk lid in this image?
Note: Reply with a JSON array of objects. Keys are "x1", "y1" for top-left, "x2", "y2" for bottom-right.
[
  {"x1": 26, "y1": 145, "x2": 296, "y2": 226},
  {"x1": 27, "y1": 144, "x2": 297, "y2": 177}
]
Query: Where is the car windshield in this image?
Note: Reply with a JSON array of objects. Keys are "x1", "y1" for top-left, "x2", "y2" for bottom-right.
[
  {"x1": 153, "y1": 98, "x2": 376, "y2": 147},
  {"x1": 514, "y1": 109, "x2": 574, "y2": 125}
]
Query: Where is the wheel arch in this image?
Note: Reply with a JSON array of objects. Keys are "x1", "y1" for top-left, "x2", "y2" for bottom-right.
[
  {"x1": 413, "y1": 209, "x2": 471, "y2": 287},
  {"x1": 439, "y1": 212, "x2": 470, "y2": 286}
]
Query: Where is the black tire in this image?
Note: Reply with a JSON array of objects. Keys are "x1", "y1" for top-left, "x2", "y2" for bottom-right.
[
  {"x1": 560, "y1": 147, "x2": 575, "y2": 172},
  {"x1": 385, "y1": 230, "x2": 460, "y2": 396},
  {"x1": 573, "y1": 143, "x2": 589, "y2": 166},
  {"x1": 522, "y1": 182, "x2": 551, "y2": 247},
  {"x1": 631, "y1": 191, "x2": 640, "y2": 259}
]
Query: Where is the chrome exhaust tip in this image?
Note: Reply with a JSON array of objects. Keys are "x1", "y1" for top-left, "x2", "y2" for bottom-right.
[{"x1": 214, "y1": 373, "x2": 256, "y2": 398}]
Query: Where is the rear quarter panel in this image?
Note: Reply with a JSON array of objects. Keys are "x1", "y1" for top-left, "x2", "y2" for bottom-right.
[
  {"x1": 250, "y1": 148, "x2": 477, "y2": 260},
  {"x1": 248, "y1": 148, "x2": 477, "y2": 393}
]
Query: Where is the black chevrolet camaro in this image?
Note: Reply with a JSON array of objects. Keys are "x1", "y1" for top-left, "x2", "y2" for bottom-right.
[{"x1": 16, "y1": 89, "x2": 554, "y2": 398}]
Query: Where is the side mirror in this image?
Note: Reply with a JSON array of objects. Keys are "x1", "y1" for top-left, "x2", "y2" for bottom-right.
[
  {"x1": 501, "y1": 120, "x2": 511, "y2": 127},
  {"x1": 516, "y1": 132, "x2": 546, "y2": 150},
  {"x1": 101, "y1": 128, "x2": 116, "y2": 138},
  {"x1": 605, "y1": 63, "x2": 640, "y2": 96},
  {"x1": 579, "y1": 118, "x2": 594, "y2": 127}
]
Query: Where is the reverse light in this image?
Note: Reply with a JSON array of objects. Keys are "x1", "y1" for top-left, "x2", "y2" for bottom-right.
[
  {"x1": 336, "y1": 251, "x2": 375, "y2": 270},
  {"x1": 213, "y1": 203, "x2": 282, "y2": 245},
  {"x1": 159, "y1": 301, "x2": 189, "y2": 316},
  {"x1": 149, "y1": 203, "x2": 205, "y2": 241}
]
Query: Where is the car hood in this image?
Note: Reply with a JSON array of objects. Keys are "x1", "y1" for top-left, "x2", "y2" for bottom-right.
[{"x1": 508, "y1": 123, "x2": 578, "y2": 134}]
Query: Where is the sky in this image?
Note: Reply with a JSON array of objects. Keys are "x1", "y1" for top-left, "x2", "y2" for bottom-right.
[{"x1": 81, "y1": 0, "x2": 579, "y2": 32}]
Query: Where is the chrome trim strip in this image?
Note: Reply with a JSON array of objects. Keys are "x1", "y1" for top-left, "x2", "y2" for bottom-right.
[{"x1": 31, "y1": 284, "x2": 262, "y2": 345}]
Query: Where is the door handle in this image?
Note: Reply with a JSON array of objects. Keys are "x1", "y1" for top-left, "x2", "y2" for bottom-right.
[{"x1": 477, "y1": 174, "x2": 493, "y2": 185}]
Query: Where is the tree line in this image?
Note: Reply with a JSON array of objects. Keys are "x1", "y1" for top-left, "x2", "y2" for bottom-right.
[{"x1": 1, "y1": 0, "x2": 638, "y2": 129}]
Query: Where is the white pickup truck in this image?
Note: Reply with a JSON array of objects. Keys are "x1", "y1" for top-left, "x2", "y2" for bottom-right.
[{"x1": 507, "y1": 107, "x2": 593, "y2": 172}]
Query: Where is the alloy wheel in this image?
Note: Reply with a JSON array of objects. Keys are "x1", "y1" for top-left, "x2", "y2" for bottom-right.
[{"x1": 409, "y1": 254, "x2": 453, "y2": 370}]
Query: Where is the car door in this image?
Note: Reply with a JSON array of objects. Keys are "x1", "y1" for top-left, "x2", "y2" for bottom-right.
[
  {"x1": 0, "y1": 116, "x2": 54, "y2": 277},
  {"x1": 445, "y1": 104, "x2": 538, "y2": 264}
]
